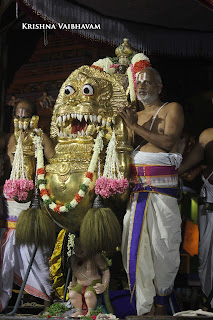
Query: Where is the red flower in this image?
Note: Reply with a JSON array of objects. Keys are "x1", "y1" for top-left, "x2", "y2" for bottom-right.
[
  {"x1": 86, "y1": 172, "x2": 93, "y2": 181},
  {"x1": 40, "y1": 189, "x2": 49, "y2": 197},
  {"x1": 47, "y1": 315, "x2": 50, "y2": 318},
  {"x1": 133, "y1": 60, "x2": 151, "y2": 74},
  {"x1": 74, "y1": 193, "x2": 83, "y2": 203},
  {"x1": 37, "y1": 168, "x2": 45, "y2": 175},
  {"x1": 91, "y1": 65, "x2": 103, "y2": 71},
  {"x1": 54, "y1": 205, "x2": 61, "y2": 213},
  {"x1": 91, "y1": 316, "x2": 97, "y2": 320}
]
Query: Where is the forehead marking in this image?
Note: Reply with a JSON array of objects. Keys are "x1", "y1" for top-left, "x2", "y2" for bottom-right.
[{"x1": 137, "y1": 72, "x2": 148, "y2": 81}]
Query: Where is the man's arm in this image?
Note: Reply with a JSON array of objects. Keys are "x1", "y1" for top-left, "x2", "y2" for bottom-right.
[
  {"x1": 179, "y1": 128, "x2": 213, "y2": 175},
  {"x1": 42, "y1": 133, "x2": 55, "y2": 160},
  {"x1": 7, "y1": 134, "x2": 15, "y2": 165},
  {"x1": 178, "y1": 143, "x2": 204, "y2": 175},
  {"x1": 119, "y1": 102, "x2": 184, "y2": 152},
  {"x1": 7, "y1": 130, "x2": 54, "y2": 165}
]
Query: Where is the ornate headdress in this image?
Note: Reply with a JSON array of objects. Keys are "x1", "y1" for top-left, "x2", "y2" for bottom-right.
[
  {"x1": 91, "y1": 38, "x2": 135, "y2": 77},
  {"x1": 115, "y1": 38, "x2": 134, "y2": 67}
]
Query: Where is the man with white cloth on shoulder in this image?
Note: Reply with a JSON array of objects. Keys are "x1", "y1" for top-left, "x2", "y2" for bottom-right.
[
  {"x1": 179, "y1": 128, "x2": 213, "y2": 311},
  {"x1": 119, "y1": 64, "x2": 184, "y2": 315}
]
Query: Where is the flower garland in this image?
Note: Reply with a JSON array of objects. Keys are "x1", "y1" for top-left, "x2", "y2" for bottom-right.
[
  {"x1": 67, "y1": 233, "x2": 76, "y2": 258},
  {"x1": 33, "y1": 130, "x2": 104, "y2": 214},
  {"x1": 91, "y1": 57, "x2": 115, "y2": 75},
  {"x1": 4, "y1": 135, "x2": 34, "y2": 201},
  {"x1": 127, "y1": 63, "x2": 137, "y2": 102},
  {"x1": 95, "y1": 131, "x2": 129, "y2": 198},
  {"x1": 133, "y1": 60, "x2": 151, "y2": 74}
]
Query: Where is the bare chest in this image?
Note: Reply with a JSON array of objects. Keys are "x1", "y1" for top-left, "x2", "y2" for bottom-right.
[{"x1": 137, "y1": 109, "x2": 166, "y2": 134}]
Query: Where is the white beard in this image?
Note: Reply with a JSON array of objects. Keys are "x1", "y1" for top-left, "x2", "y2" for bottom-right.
[
  {"x1": 137, "y1": 92, "x2": 151, "y2": 104},
  {"x1": 137, "y1": 92, "x2": 158, "y2": 105}
]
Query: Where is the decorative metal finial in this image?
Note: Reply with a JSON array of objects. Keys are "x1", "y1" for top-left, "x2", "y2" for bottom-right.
[
  {"x1": 30, "y1": 185, "x2": 41, "y2": 209},
  {"x1": 115, "y1": 38, "x2": 134, "y2": 66},
  {"x1": 93, "y1": 195, "x2": 105, "y2": 208}
]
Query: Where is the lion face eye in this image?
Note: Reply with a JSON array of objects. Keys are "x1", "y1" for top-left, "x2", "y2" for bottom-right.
[
  {"x1": 64, "y1": 85, "x2": 75, "y2": 96},
  {"x1": 82, "y1": 84, "x2": 94, "y2": 96}
]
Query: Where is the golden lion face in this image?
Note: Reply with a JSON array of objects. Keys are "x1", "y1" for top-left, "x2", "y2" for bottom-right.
[
  {"x1": 50, "y1": 65, "x2": 127, "y2": 140},
  {"x1": 45, "y1": 65, "x2": 131, "y2": 232}
]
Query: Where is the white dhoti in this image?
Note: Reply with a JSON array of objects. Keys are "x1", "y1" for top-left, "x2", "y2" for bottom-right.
[
  {"x1": 121, "y1": 152, "x2": 182, "y2": 315},
  {"x1": 0, "y1": 199, "x2": 53, "y2": 312},
  {"x1": 198, "y1": 176, "x2": 213, "y2": 308}
]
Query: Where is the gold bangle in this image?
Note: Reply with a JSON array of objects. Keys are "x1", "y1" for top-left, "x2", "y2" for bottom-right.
[{"x1": 102, "y1": 283, "x2": 107, "y2": 289}]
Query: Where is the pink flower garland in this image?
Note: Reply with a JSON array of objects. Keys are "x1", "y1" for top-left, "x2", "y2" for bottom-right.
[
  {"x1": 95, "y1": 177, "x2": 129, "y2": 199},
  {"x1": 130, "y1": 63, "x2": 137, "y2": 95},
  {"x1": 110, "y1": 63, "x2": 119, "y2": 68},
  {"x1": 3, "y1": 179, "x2": 34, "y2": 201}
]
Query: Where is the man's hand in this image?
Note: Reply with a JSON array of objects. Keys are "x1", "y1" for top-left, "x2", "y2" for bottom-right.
[{"x1": 118, "y1": 105, "x2": 138, "y2": 130}]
